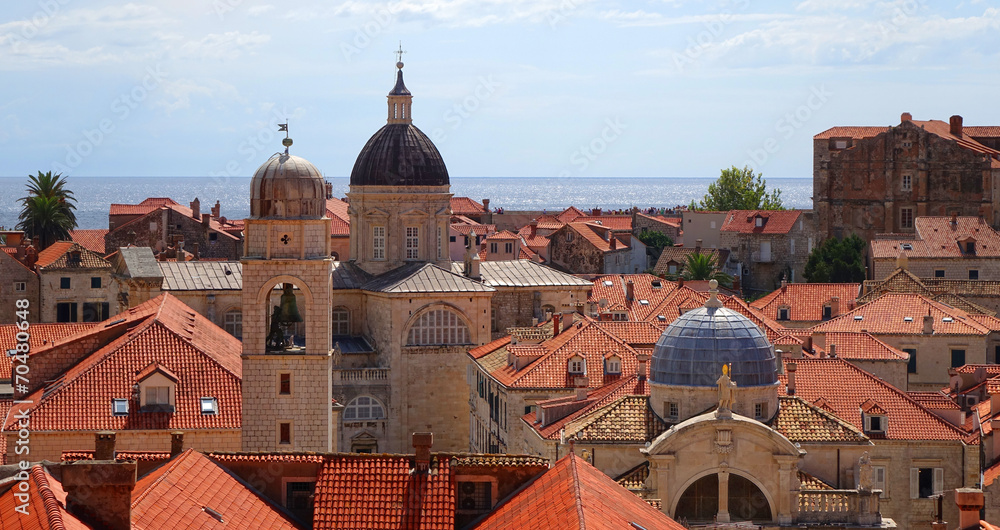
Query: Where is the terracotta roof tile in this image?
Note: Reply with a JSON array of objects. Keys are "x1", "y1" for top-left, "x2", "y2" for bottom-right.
[
  {"x1": 615, "y1": 461, "x2": 651, "y2": 494},
  {"x1": 451, "y1": 224, "x2": 496, "y2": 236},
  {"x1": 0, "y1": 323, "x2": 97, "y2": 379},
  {"x1": 4, "y1": 294, "x2": 242, "y2": 432},
  {"x1": 652, "y1": 247, "x2": 730, "y2": 276},
  {"x1": 0, "y1": 465, "x2": 90, "y2": 530},
  {"x1": 472, "y1": 453, "x2": 685, "y2": 530},
  {"x1": 871, "y1": 217, "x2": 1000, "y2": 259},
  {"x1": 556, "y1": 206, "x2": 586, "y2": 223},
  {"x1": 326, "y1": 198, "x2": 350, "y2": 236},
  {"x1": 131, "y1": 449, "x2": 303, "y2": 529},
  {"x1": 779, "y1": 358, "x2": 970, "y2": 441},
  {"x1": 69, "y1": 229, "x2": 108, "y2": 254},
  {"x1": 35, "y1": 241, "x2": 111, "y2": 270},
  {"x1": 986, "y1": 460, "x2": 1000, "y2": 487},
  {"x1": 798, "y1": 470, "x2": 835, "y2": 490},
  {"x1": 564, "y1": 222, "x2": 629, "y2": 253},
  {"x1": 589, "y1": 274, "x2": 677, "y2": 321},
  {"x1": 814, "y1": 332, "x2": 908, "y2": 361},
  {"x1": 525, "y1": 375, "x2": 652, "y2": 440},
  {"x1": 450, "y1": 197, "x2": 486, "y2": 215},
  {"x1": 775, "y1": 396, "x2": 868, "y2": 443},
  {"x1": 484, "y1": 230, "x2": 520, "y2": 241},
  {"x1": 720, "y1": 210, "x2": 803, "y2": 234},
  {"x1": 751, "y1": 283, "x2": 859, "y2": 322},
  {"x1": 907, "y1": 391, "x2": 960, "y2": 411},
  {"x1": 814, "y1": 126, "x2": 891, "y2": 140},
  {"x1": 573, "y1": 215, "x2": 632, "y2": 231},
  {"x1": 811, "y1": 292, "x2": 995, "y2": 336},
  {"x1": 109, "y1": 198, "x2": 180, "y2": 216},
  {"x1": 565, "y1": 394, "x2": 665, "y2": 443}
]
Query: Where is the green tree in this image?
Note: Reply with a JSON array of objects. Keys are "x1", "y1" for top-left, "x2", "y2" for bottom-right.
[
  {"x1": 692, "y1": 165, "x2": 783, "y2": 211},
  {"x1": 636, "y1": 229, "x2": 673, "y2": 264},
  {"x1": 803, "y1": 234, "x2": 867, "y2": 283},
  {"x1": 682, "y1": 252, "x2": 734, "y2": 288},
  {"x1": 16, "y1": 171, "x2": 78, "y2": 249}
]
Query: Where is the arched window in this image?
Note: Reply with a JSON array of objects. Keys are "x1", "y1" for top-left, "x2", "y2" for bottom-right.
[
  {"x1": 344, "y1": 396, "x2": 385, "y2": 421},
  {"x1": 406, "y1": 309, "x2": 470, "y2": 346},
  {"x1": 332, "y1": 308, "x2": 350, "y2": 336},
  {"x1": 224, "y1": 309, "x2": 242, "y2": 339}
]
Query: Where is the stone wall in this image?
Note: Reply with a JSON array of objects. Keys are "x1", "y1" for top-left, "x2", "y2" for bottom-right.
[
  {"x1": 106, "y1": 208, "x2": 242, "y2": 259},
  {"x1": 721, "y1": 214, "x2": 818, "y2": 295},
  {"x1": 38, "y1": 269, "x2": 118, "y2": 323},
  {"x1": 872, "y1": 257, "x2": 1000, "y2": 282},
  {"x1": 6, "y1": 429, "x2": 241, "y2": 463},
  {"x1": 241, "y1": 353, "x2": 333, "y2": 451},
  {"x1": 0, "y1": 253, "x2": 38, "y2": 325}
]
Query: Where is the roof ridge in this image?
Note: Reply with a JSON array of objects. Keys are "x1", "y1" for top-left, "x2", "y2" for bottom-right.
[
  {"x1": 779, "y1": 395, "x2": 865, "y2": 437},
  {"x1": 32, "y1": 466, "x2": 69, "y2": 530},
  {"x1": 569, "y1": 454, "x2": 587, "y2": 530},
  {"x1": 131, "y1": 449, "x2": 191, "y2": 508}
]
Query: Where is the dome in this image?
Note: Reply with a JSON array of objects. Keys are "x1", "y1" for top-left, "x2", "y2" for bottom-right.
[
  {"x1": 349, "y1": 123, "x2": 449, "y2": 187},
  {"x1": 250, "y1": 153, "x2": 327, "y2": 219},
  {"x1": 650, "y1": 305, "x2": 777, "y2": 387}
]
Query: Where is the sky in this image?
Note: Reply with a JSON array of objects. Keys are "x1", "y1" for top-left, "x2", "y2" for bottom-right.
[{"x1": 0, "y1": 0, "x2": 998, "y2": 180}]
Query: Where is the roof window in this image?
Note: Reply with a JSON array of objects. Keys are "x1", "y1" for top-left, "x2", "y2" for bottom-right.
[
  {"x1": 657, "y1": 315, "x2": 666, "y2": 322},
  {"x1": 901, "y1": 243, "x2": 913, "y2": 250},
  {"x1": 942, "y1": 317, "x2": 954, "y2": 323},
  {"x1": 639, "y1": 299, "x2": 649, "y2": 306},
  {"x1": 854, "y1": 315, "x2": 864, "y2": 321},
  {"x1": 903, "y1": 317, "x2": 913, "y2": 322},
  {"x1": 200, "y1": 397, "x2": 218, "y2": 415},
  {"x1": 112, "y1": 399, "x2": 129, "y2": 416},
  {"x1": 603, "y1": 280, "x2": 613, "y2": 286},
  {"x1": 651, "y1": 280, "x2": 662, "y2": 288}
]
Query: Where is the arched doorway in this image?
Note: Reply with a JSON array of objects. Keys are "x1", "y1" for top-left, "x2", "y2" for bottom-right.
[{"x1": 675, "y1": 473, "x2": 772, "y2": 523}]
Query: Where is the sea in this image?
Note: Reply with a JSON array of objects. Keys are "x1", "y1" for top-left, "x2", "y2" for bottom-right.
[{"x1": 0, "y1": 176, "x2": 813, "y2": 231}]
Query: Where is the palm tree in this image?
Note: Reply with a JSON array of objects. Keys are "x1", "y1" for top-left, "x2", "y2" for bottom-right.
[
  {"x1": 16, "y1": 171, "x2": 78, "y2": 249},
  {"x1": 682, "y1": 252, "x2": 734, "y2": 288}
]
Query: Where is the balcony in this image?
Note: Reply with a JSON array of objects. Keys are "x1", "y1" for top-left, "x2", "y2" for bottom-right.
[
  {"x1": 797, "y1": 489, "x2": 882, "y2": 526},
  {"x1": 333, "y1": 368, "x2": 389, "y2": 385}
]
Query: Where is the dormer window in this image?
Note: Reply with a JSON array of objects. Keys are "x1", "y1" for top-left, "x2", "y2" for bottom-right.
[
  {"x1": 605, "y1": 356, "x2": 622, "y2": 374},
  {"x1": 568, "y1": 355, "x2": 585, "y2": 374},
  {"x1": 136, "y1": 362, "x2": 177, "y2": 413},
  {"x1": 822, "y1": 305, "x2": 832, "y2": 320},
  {"x1": 865, "y1": 414, "x2": 886, "y2": 434},
  {"x1": 777, "y1": 307, "x2": 789, "y2": 321},
  {"x1": 755, "y1": 216, "x2": 764, "y2": 227},
  {"x1": 900, "y1": 243, "x2": 913, "y2": 251}
]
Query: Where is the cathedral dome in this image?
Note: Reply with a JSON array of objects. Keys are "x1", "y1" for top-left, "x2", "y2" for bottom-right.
[
  {"x1": 349, "y1": 60, "x2": 449, "y2": 187},
  {"x1": 250, "y1": 152, "x2": 326, "y2": 219},
  {"x1": 650, "y1": 283, "x2": 777, "y2": 388}
]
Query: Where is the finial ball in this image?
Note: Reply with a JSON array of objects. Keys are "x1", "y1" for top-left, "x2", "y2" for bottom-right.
[
  {"x1": 396, "y1": 61, "x2": 404, "y2": 69},
  {"x1": 282, "y1": 138, "x2": 293, "y2": 147},
  {"x1": 709, "y1": 279, "x2": 718, "y2": 290}
]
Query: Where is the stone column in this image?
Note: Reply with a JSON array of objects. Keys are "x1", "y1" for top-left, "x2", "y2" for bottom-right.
[
  {"x1": 775, "y1": 455, "x2": 798, "y2": 524},
  {"x1": 717, "y1": 465, "x2": 730, "y2": 523}
]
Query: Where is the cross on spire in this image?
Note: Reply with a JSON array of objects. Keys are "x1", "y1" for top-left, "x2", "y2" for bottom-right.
[{"x1": 395, "y1": 42, "x2": 406, "y2": 66}]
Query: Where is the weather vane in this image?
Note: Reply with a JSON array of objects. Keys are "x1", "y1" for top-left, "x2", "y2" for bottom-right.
[
  {"x1": 395, "y1": 42, "x2": 406, "y2": 66},
  {"x1": 278, "y1": 122, "x2": 292, "y2": 153}
]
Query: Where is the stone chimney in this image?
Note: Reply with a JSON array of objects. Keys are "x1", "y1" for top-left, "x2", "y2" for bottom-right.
[
  {"x1": 552, "y1": 313, "x2": 561, "y2": 337},
  {"x1": 562, "y1": 310, "x2": 574, "y2": 331},
  {"x1": 211, "y1": 200, "x2": 221, "y2": 218},
  {"x1": 190, "y1": 198, "x2": 200, "y2": 221},
  {"x1": 780, "y1": 276, "x2": 787, "y2": 291},
  {"x1": 593, "y1": 208, "x2": 601, "y2": 216},
  {"x1": 529, "y1": 220, "x2": 538, "y2": 238},
  {"x1": 469, "y1": 255, "x2": 481, "y2": 280},
  {"x1": 95, "y1": 431, "x2": 116, "y2": 461},
  {"x1": 695, "y1": 239, "x2": 702, "y2": 254},
  {"x1": 923, "y1": 311, "x2": 934, "y2": 335},
  {"x1": 325, "y1": 182, "x2": 333, "y2": 199},
  {"x1": 830, "y1": 296, "x2": 841, "y2": 317},
  {"x1": 170, "y1": 431, "x2": 184, "y2": 457},
  {"x1": 678, "y1": 277, "x2": 684, "y2": 288},
  {"x1": 950, "y1": 115, "x2": 964, "y2": 137},
  {"x1": 954, "y1": 488, "x2": 984, "y2": 530},
  {"x1": 202, "y1": 212, "x2": 211, "y2": 229},
  {"x1": 610, "y1": 237, "x2": 617, "y2": 250},
  {"x1": 191, "y1": 242, "x2": 199, "y2": 261},
  {"x1": 62, "y1": 459, "x2": 137, "y2": 530},
  {"x1": 828, "y1": 344, "x2": 836, "y2": 358},
  {"x1": 901, "y1": 112, "x2": 912, "y2": 122},
  {"x1": 412, "y1": 432, "x2": 433, "y2": 472},
  {"x1": 786, "y1": 362, "x2": 796, "y2": 395},
  {"x1": 626, "y1": 280, "x2": 635, "y2": 302},
  {"x1": 637, "y1": 353, "x2": 649, "y2": 381},
  {"x1": 482, "y1": 199, "x2": 490, "y2": 211}
]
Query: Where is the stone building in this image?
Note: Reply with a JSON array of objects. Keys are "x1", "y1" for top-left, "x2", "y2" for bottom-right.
[
  {"x1": 158, "y1": 260, "x2": 243, "y2": 337},
  {"x1": 105, "y1": 197, "x2": 244, "y2": 259},
  {"x1": 814, "y1": 113, "x2": 1000, "y2": 240},
  {"x1": 680, "y1": 210, "x2": 727, "y2": 249},
  {"x1": 870, "y1": 216, "x2": 1000, "y2": 280},
  {"x1": 548, "y1": 221, "x2": 633, "y2": 274},
  {"x1": 35, "y1": 241, "x2": 118, "y2": 323},
  {"x1": 862, "y1": 266, "x2": 1000, "y2": 317},
  {"x1": 750, "y1": 281, "x2": 860, "y2": 328},
  {"x1": 0, "y1": 231, "x2": 39, "y2": 324},
  {"x1": 720, "y1": 209, "x2": 818, "y2": 295}
]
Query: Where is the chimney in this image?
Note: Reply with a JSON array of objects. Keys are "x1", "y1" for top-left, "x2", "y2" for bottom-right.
[
  {"x1": 610, "y1": 237, "x2": 617, "y2": 250},
  {"x1": 470, "y1": 255, "x2": 481, "y2": 280},
  {"x1": 552, "y1": 313, "x2": 561, "y2": 337},
  {"x1": 192, "y1": 242, "x2": 199, "y2": 261},
  {"x1": 482, "y1": 199, "x2": 490, "y2": 211},
  {"x1": 190, "y1": 198, "x2": 200, "y2": 221},
  {"x1": 95, "y1": 431, "x2": 116, "y2": 461},
  {"x1": 593, "y1": 208, "x2": 601, "y2": 216},
  {"x1": 626, "y1": 280, "x2": 635, "y2": 302},
  {"x1": 529, "y1": 220, "x2": 538, "y2": 238},
  {"x1": 575, "y1": 387, "x2": 588, "y2": 400},
  {"x1": 732, "y1": 275, "x2": 740, "y2": 293},
  {"x1": 170, "y1": 431, "x2": 184, "y2": 457},
  {"x1": 901, "y1": 112, "x2": 912, "y2": 122},
  {"x1": 830, "y1": 296, "x2": 841, "y2": 317},
  {"x1": 923, "y1": 311, "x2": 934, "y2": 335},
  {"x1": 950, "y1": 115, "x2": 964, "y2": 137},
  {"x1": 62, "y1": 460, "x2": 137, "y2": 530},
  {"x1": 828, "y1": 344, "x2": 836, "y2": 358},
  {"x1": 786, "y1": 362, "x2": 796, "y2": 395},
  {"x1": 325, "y1": 181, "x2": 333, "y2": 199},
  {"x1": 211, "y1": 200, "x2": 221, "y2": 218},
  {"x1": 695, "y1": 239, "x2": 702, "y2": 254},
  {"x1": 562, "y1": 310, "x2": 574, "y2": 331},
  {"x1": 637, "y1": 353, "x2": 649, "y2": 381},
  {"x1": 202, "y1": 212, "x2": 211, "y2": 229},
  {"x1": 678, "y1": 277, "x2": 684, "y2": 288},
  {"x1": 780, "y1": 276, "x2": 787, "y2": 291},
  {"x1": 412, "y1": 432, "x2": 433, "y2": 471},
  {"x1": 954, "y1": 488, "x2": 984, "y2": 530}
]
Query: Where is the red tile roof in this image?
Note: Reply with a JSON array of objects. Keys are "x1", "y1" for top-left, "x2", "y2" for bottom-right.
[
  {"x1": 814, "y1": 126, "x2": 890, "y2": 140},
  {"x1": 313, "y1": 454, "x2": 454, "y2": 529},
  {"x1": 907, "y1": 391, "x2": 960, "y2": 411},
  {"x1": 326, "y1": 198, "x2": 350, "y2": 237},
  {"x1": 811, "y1": 292, "x2": 1000, "y2": 336},
  {"x1": 0, "y1": 323, "x2": 97, "y2": 379},
  {"x1": 871, "y1": 217, "x2": 1000, "y2": 259},
  {"x1": 720, "y1": 210, "x2": 803, "y2": 234},
  {"x1": 452, "y1": 224, "x2": 496, "y2": 236},
  {"x1": 109, "y1": 197, "x2": 180, "y2": 216},
  {"x1": 751, "y1": 283, "x2": 860, "y2": 322},
  {"x1": 564, "y1": 222, "x2": 629, "y2": 253},
  {"x1": 573, "y1": 215, "x2": 632, "y2": 231},
  {"x1": 131, "y1": 449, "x2": 304, "y2": 530},
  {"x1": 813, "y1": 332, "x2": 908, "y2": 361},
  {"x1": 35, "y1": 241, "x2": 111, "y2": 269},
  {"x1": 0, "y1": 466, "x2": 90, "y2": 530},
  {"x1": 4, "y1": 294, "x2": 242, "y2": 432},
  {"x1": 450, "y1": 197, "x2": 486, "y2": 215},
  {"x1": 589, "y1": 274, "x2": 678, "y2": 321},
  {"x1": 485, "y1": 230, "x2": 519, "y2": 240},
  {"x1": 68, "y1": 229, "x2": 108, "y2": 254},
  {"x1": 816, "y1": 119, "x2": 1000, "y2": 158},
  {"x1": 525, "y1": 375, "x2": 652, "y2": 441},
  {"x1": 779, "y1": 358, "x2": 970, "y2": 441},
  {"x1": 556, "y1": 206, "x2": 586, "y2": 223},
  {"x1": 111, "y1": 202, "x2": 240, "y2": 242},
  {"x1": 472, "y1": 452, "x2": 685, "y2": 530}
]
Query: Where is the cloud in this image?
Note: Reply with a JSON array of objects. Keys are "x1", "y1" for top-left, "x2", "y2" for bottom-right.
[
  {"x1": 248, "y1": 4, "x2": 275, "y2": 17},
  {"x1": 156, "y1": 79, "x2": 245, "y2": 114},
  {"x1": 177, "y1": 31, "x2": 271, "y2": 60}
]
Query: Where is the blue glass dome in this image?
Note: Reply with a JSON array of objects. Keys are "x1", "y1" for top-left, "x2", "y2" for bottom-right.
[{"x1": 651, "y1": 306, "x2": 777, "y2": 387}]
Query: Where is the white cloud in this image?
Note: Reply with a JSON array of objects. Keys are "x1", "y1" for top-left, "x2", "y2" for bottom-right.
[
  {"x1": 157, "y1": 79, "x2": 245, "y2": 114},
  {"x1": 248, "y1": 5, "x2": 275, "y2": 17},
  {"x1": 177, "y1": 31, "x2": 271, "y2": 60}
]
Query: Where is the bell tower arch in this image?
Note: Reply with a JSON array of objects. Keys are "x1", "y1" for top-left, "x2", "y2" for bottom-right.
[{"x1": 241, "y1": 138, "x2": 335, "y2": 452}]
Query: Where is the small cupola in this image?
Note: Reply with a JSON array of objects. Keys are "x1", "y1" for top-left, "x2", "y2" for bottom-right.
[{"x1": 387, "y1": 45, "x2": 413, "y2": 125}]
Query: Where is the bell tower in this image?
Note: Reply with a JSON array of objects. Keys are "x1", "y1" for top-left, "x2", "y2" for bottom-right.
[{"x1": 241, "y1": 136, "x2": 334, "y2": 452}]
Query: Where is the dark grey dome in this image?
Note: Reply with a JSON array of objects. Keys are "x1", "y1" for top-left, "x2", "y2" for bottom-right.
[
  {"x1": 651, "y1": 306, "x2": 777, "y2": 387},
  {"x1": 349, "y1": 124, "x2": 449, "y2": 187}
]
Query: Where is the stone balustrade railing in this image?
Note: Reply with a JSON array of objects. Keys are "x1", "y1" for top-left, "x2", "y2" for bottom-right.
[
  {"x1": 797, "y1": 489, "x2": 881, "y2": 526},
  {"x1": 333, "y1": 368, "x2": 389, "y2": 384}
]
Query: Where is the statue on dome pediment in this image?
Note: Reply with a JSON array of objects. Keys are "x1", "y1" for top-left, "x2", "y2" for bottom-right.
[{"x1": 716, "y1": 364, "x2": 736, "y2": 416}]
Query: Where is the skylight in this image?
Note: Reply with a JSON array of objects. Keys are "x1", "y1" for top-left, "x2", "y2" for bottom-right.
[
  {"x1": 942, "y1": 317, "x2": 954, "y2": 323},
  {"x1": 112, "y1": 399, "x2": 129, "y2": 416},
  {"x1": 903, "y1": 317, "x2": 913, "y2": 322},
  {"x1": 639, "y1": 299, "x2": 649, "y2": 305},
  {"x1": 901, "y1": 243, "x2": 913, "y2": 250},
  {"x1": 854, "y1": 315, "x2": 864, "y2": 321},
  {"x1": 200, "y1": 397, "x2": 218, "y2": 415},
  {"x1": 657, "y1": 315, "x2": 666, "y2": 322},
  {"x1": 603, "y1": 280, "x2": 613, "y2": 286}
]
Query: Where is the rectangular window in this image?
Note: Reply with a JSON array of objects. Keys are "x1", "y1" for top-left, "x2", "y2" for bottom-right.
[
  {"x1": 900, "y1": 208, "x2": 914, "y2": 229},
  {"x1": 82, "y1": 302, "x2": 109, "y2": 322},
  {"x1": 778, "y1": 308, "x2": 789, "y2": 321},
  {"x1": 332, "y1": 309, "x2": 350, "y2": 336},
  {"x1": 405, "y1": 227, "x2": 419, "y2": 259},
  {"x1": 566, "y1": 231, "x2": 573, "y2": 242},
  {"x1": 457, "y1": 481, "x2": 492, "y2": 512},
  {"x1": 822, "y1": 306, "x2": 832, "y2": 320},
  {"x1": 279, "y1": 373, "x2": 291, "y2": 395},
  {"x1": 200, "y1": 397, "x2": 218, "y2": 415},
  {"x1": 372, "y1": 226, "x2": 386, "y2": 260},
  {"x1": 873, "y1": 466, "x2": 887, "y2": 493},
  {"x1": 449, "y1": 235, "x2": 456, "y2": 243},
  {"x1": 911, "y1": 468, "x2": 943, "y2": 499},
  {"x1": 490, "y1": 242, "x2": 498, "y2": 253},
  {"x1": 60, "y1": 277, "x2": 71, "y2": 289},
  {"x1": 146, "y1": 386, "x2": 170, "y2": 405},
  {"x1": 90, "y1": 277, "x2": 101, "y2": 289},
  {"x1": 754, "y1": 402, "x2": 768, "y2": 420},
  {"x1": 14, "y1": 281, "x2": 26, "y2": 292},
  {"x1": 970, "y1": 270, "x2": 980, "y2": 280},
  {"x1": 285, "y1": 482, "x2": 315, "y2": 524},
  {"x1": 224, "y1": 311, "x2": 242, "y2": 339},
  {"x1": 904, "y1": 348, "x2": 917, "y2": 374},
  {"x1": 112, "y1": 399, "x2": 129, "y2": 416},
  {"x1": 279, "y1": 422, "x2": 292, "y2": 445},
  {"x1": 902, "y1": 174, "x2": 912, "y2": 191},
  {"x1": 56, "y1": 302, "x2": 77, "y2": 322},
  {"x1": 665, "y1": 402, "x2": 679, "y2": 421},
  {"x1": 951, "y1": 349, "x2": 966, "y2": 368},
  {"x1": 934, "y1": 270, "x2": 945, "y2": 278},
  {"x1": 866, "y1": 415, "x2": 885, "y2": 433},
  {"x1": 505, "y1": 242, "x2": 513, "y2": 253}
]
